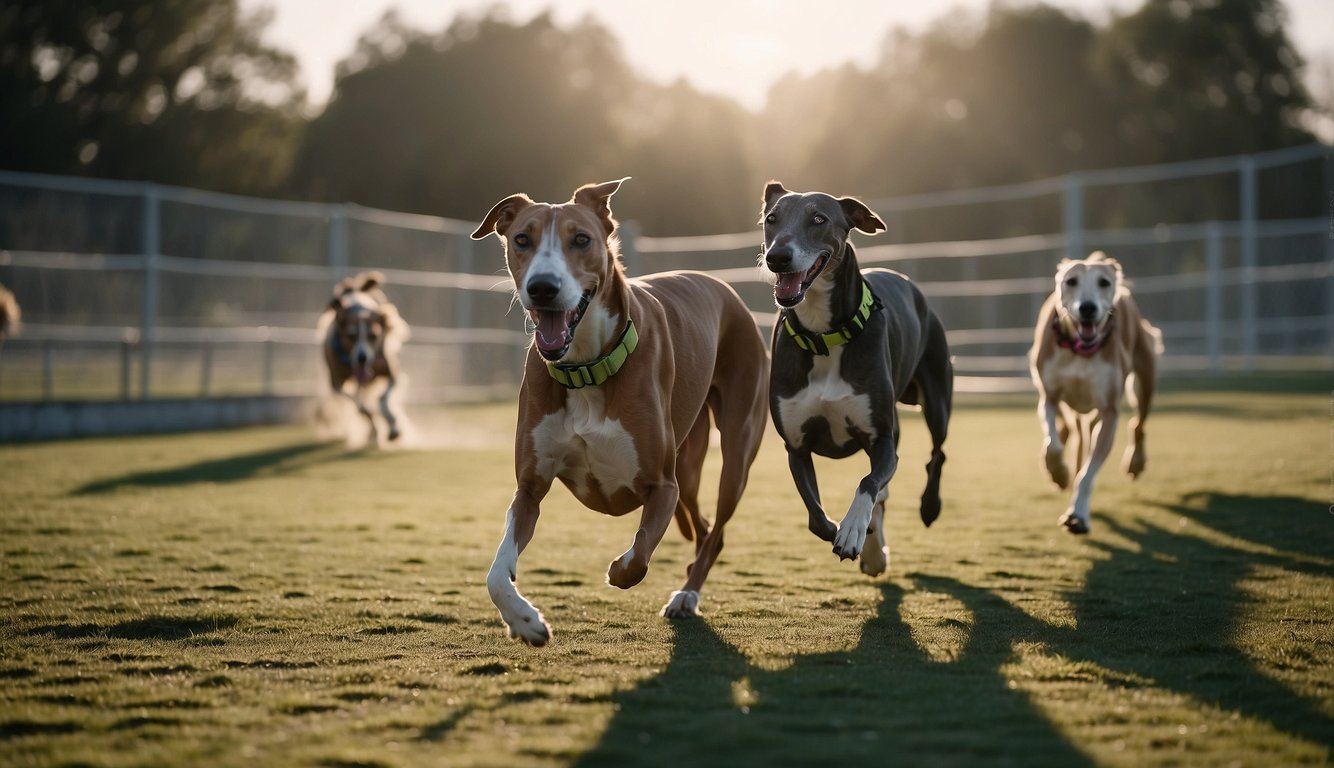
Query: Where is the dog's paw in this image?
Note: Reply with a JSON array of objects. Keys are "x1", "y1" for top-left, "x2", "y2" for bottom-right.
[
  {"x1": 1123, "y1": 446, "x2": 1145, "y2": 479},
  {"x1": 498, "y1": 604, "x2": 551, "y2": 646},
  {"x1": 661, "y1": 590, "x2": 700, "y2": 619},
  {"x1": 606, "y1": 555, "x2": 649, "y2": 589},
  {"x1": 919, "y1": 494, "x2": 941, "y2": 528},
  {"x1": 1058, "y1": 511, "x2": 1090, "y2": 535},
  {"x1": 388, "y1": 427, "x2": 401, "y2": 442},
  {"x1": 1045, "y1": 448, "x2": 1070, "y2": 489},
  {"x1": 859, "y1": 543, "x2": 888, "y2": 577},
  {"x1": 832, "y1": 523, "x2": 867, "y2": 562},
  {"x1": 808, "y1": 514, "x2": 838, "y2": 542}
]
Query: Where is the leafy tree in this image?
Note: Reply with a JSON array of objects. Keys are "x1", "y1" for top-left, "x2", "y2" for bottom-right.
[{"x1": 0, "y1": 0, "x2": 304, "y2": 194}]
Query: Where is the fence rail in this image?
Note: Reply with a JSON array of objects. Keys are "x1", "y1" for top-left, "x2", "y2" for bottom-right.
[{"x1": 0, "y1": 143, "x2": 1329, "y2": 404}]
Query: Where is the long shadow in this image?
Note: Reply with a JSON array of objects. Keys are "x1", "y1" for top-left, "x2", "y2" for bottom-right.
[
  {"x1": 575, "y1": 491, "x2": 1333, "y2": 765},
  {"x1": 74, "y1": 442, "x2": 353, "y2": 495},
  {"x1": 1075, "y1": 493, "x2": 1333, "y2": 749},
  {"x1": 576, "y1": 583, "x2": 1091, "y2": 767}
]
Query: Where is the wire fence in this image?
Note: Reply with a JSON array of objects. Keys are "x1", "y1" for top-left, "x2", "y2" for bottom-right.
[{"x1": 0, "y1": 143, "x2": 1329, "y2": 403}]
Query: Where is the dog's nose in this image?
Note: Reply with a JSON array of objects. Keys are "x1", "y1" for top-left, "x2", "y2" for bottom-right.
[
  {"x1": 765, "y1": 248, "x2": 794, "y2": 273},
  {"x1": 1078, "y1": 302, "x2": 1097, "y2": 320},
  {"x1": 526, "y1": 273, "x2": 561, "y2": 305},
  {"x1": 356, "y1": 351, "x2": 368, "y2": 365}
]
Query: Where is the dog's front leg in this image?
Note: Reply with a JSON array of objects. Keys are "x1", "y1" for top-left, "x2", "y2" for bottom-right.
[
  {"x1": 788, "y1": 448, "x2": 836, "y2": 542},
  {"x1": 607, "y1": 481, "x2": 679, "y2": 590},
  {"x1": 487, "y1": 486, "x2": 552, "y2": 645},
  {"x1": 340, "y1": 389, "x2": 378, "y2": 441},
  {"x1": 833, "y1": 437, "x2": 898, "y2": 561},
  {"x1": 1038, "y1": 393, "x2": 1069, "y2": 489},
  {"x1": 1060, "y1": 406, "x2": 1118, "y2": 535}
]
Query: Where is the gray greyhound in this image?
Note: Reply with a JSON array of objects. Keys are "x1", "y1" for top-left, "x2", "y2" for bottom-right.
[{"x1": 760, "y1": 182, "x2": 953, "y2": 575}]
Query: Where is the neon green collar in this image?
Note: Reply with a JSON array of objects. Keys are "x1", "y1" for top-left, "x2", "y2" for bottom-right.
[
  {"x1": 547, "y1": 320, "x2": 639, "y2": 389},
  {"x1": 782, "y1": 280, "x2": 881, "y2": 356}
]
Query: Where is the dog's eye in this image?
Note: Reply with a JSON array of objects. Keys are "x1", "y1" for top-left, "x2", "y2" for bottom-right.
[
  {"x1": 812, "y1": 214, "x2": 827, "y2": 225},
  {"x1": 572, "y1": 233, "x2": 591, "y2": 247},
  {"x1": 1065, "y1": 277, "x2": 1078, "y2": 286},
  {"x1": 513, "y1": 233, "x2": 530, "y2": 247},
  {"x1": 1097, "y1": 277, "x2": 1112, "y2": 288},
  {"x1": 765, "y1": 213, "x2": 776, "y2": 224}
]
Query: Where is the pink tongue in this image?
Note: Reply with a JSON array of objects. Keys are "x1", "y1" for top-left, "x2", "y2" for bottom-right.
[
  {"x1": 355, "y1": 366, "x2": 373, "y2": 384},
  {"x1": 774, "y1": 273, "x2": 804, "y2": 301},
  {"x1": 533, "y1": 310, "x2": 572, "y2": 353},
  {"x1": 1079, "y1": 322, "x2": 1097, "y2": 340}
]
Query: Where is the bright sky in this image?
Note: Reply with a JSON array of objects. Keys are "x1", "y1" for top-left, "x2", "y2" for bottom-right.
[{"x1": 243, "y1": 0, "x2": 1334, "y2": 112}]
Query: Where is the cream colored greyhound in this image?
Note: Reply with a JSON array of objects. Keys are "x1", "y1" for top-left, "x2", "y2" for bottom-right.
[
  {"x1": 1029, "y1": 252, "x2": 1163, "y2": 534},
  {"x1": 470, "y1": 179, "x2": 768, "y2": 646}
]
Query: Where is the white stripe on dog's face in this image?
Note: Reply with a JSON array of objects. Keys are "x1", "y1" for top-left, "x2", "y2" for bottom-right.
[{"x1": 517, "y1": 216, "x2": 583, "y2": 312}]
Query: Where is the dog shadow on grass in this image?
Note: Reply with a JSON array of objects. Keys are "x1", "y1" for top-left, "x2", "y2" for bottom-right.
[
  {"x1": 574, "y1": 491, "x2": 1331, "y2": 766},
  {"x1": 72, "y1": 441, "x2": 365, "y2": 495}
]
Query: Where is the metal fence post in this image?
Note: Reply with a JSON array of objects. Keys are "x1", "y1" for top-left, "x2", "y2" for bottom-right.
[
  {"x1": 42, "y1": 340, "x2": 53, "y2": 399},
  {"x1": 1062, "y1": 173, "x2": 1084, "y2": 262},
  {"x1": 200, "y1": 344, "x2": 213, "y2": 397},
  {"x1": 1238, "y1": 155, "x2": 1257, "y2": 370},
  {"x1": 1204, "y1": 223, "x2": 1223, "y2": 372},
  {"x1": 120, "y1": 331, "x2": 133, "y2": 400},
  {"x1": 140, "y1": 184, "x2": 160, "y2": 399},
  {"x1": 328, "y1": 204, "x2": 349, "y2": 276},
  {"x1": 263, "y1": 338, "x2": 274, "y2": 396},
  {"x1": 454, "y1": 234, "x2": 475, "y2": 390},
  {"x1": 619, "y1": 220, "x2": 642, "y2": 277}
]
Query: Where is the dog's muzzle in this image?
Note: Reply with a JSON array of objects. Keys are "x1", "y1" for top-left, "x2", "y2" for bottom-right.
[{"x1": 768, "y1": 249, "x2": 831, "y2": 308}]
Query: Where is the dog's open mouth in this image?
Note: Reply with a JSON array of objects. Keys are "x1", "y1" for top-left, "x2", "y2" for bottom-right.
[
  {"x1": 1077, "y1": 321, "x2": 1100, "y2": 343},
  {"x1": 530, "y1": 286, "x2": 594, "y2": 361},
  {"x1": 773, "y1": 253, "x2": 830, "y2": 308},
  {"x1": 353, "y1": 364, "x2": 374, "y2": 385}
]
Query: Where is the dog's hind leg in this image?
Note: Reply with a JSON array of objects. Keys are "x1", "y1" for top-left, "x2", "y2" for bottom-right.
[
  {"x1": 914, "y1": 322, "x2": 953, "y2": 527},
  {"x1": 1122, "y1": 333, "x2": 1157, "y2": 478},
  {"x1": 665, "y1": 388, "x2": 764, "y2": 618},
  {"x1": 674, "y1": 406, "x2": 712, "y2": 550},
  {"x1": 1059, "y1": 406, "x2": 1118, "y2": 535}
]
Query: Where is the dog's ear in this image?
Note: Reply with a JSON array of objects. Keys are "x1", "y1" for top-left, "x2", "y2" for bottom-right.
[
  {"x1": 838, "y1": 196, "x2": 886, "y2": 235},
  {"x1": 572, "y1": 177, "x2": 629, "y2": 236},
  {"x1": 762, "y1": 181, "x2": 790, "y2": 215},
  {"x1": 358, "y1": 271, "x2": 385, "y2": 292},
  {"x1": 471, "y1": 193, "x2": 534, "y2": 240}
]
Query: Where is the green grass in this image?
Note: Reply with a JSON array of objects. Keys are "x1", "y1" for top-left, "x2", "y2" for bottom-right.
[{"x1": 1, "y1": 391, "x2": 1331, "y2": 767}]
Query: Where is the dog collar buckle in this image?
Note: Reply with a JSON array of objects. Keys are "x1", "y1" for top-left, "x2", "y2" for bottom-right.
[
  {"x1": 547, "y1": 320, "x2": 639, "y2": 389},
  {"x1": 783, "y1": 281, "x2": 881, "y2": 356}
]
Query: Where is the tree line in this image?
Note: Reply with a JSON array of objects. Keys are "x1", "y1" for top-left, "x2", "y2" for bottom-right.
[{"x1": 0, "y1": 0, "x2": 1320, "y2": 238}]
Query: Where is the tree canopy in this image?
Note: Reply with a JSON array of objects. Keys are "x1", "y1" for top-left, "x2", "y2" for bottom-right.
[{"x1": 0, "y1": 0, "x2": 1320, "y2": 235}]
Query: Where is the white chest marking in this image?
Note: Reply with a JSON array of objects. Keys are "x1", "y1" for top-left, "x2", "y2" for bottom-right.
[
  {"x1": 530, "y1": 388, "x2": 640, "y2": 497},
  {"x1": 1041, "y1": 355, "x2": 1120, "y2": 414},
  {"x1": 777, "y1": 347, "x2": 875, "y2": 447}
]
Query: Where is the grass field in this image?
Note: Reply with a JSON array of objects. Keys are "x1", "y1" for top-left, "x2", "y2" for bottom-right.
[{"x1": 1, "y1": 388, "x2": 1331, "y2": 767}]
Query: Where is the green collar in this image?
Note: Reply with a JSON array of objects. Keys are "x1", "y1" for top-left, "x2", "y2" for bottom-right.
[
  {"x1": 782, "y1": 280, "x2": 881, "y2": 356},
  {"x1": 547, "y1": 320, "x2": 639, "y2": 389}
]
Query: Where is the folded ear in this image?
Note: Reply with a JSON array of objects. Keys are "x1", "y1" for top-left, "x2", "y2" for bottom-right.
[
  {"x1": 572, "y1": 177, "x2": 630, "y2": 235},
  {"x1": 762, "y1": 181, "x2": 790, "y2": 214},
  {"x1": 838, "y1": 196, "x2": 886, "y2": 234},
  {"x1": 357, "y1": 270, "x2": 385, "y2": 292},
  {"x1": 471, "y1": 193, "x2": 534, "y2": 240}
]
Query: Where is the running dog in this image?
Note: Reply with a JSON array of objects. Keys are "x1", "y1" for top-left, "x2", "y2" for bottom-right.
[
  {"x1": 1029, "y1": 251, "x2": 1163, "y2": 534},
  {"x1": 321, "y1": 271, "x2": 408, "y2": 442},
  {"x1": 760, "y1": 182, "x2": 953, "y2": 576},
  {"x1": 471, "y1": 178, "x2": 768, "y2": 646},
  {"x1": 0, "y1": 282, "x2": 20, "y2": 345}
]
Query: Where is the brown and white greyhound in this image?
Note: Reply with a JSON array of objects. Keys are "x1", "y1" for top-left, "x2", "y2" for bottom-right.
[
  {"x1": 471, "y1": 179, "x2": 768, "y2": 646},
  {"x1": 1029, "y1": 252, "x2": 1162, "y2": 534},
  {"x1": 760, "y1": 183, "x2": 953, "y2": 576},
  {"x1": 321, "y1": 271, "x2": 409, "y2": 443}
]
